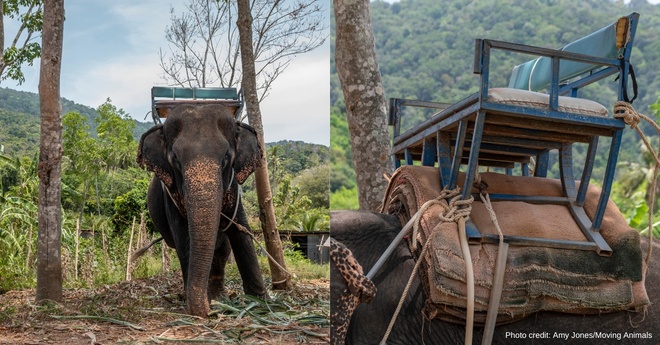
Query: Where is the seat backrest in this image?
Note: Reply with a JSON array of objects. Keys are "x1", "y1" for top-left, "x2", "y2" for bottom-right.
[
  {"x1": 508, "y1": 13, "x2": 638, "y2": 92},
  {"x1": 151, "y1": 87, "x2": 238, "y2": 100}
]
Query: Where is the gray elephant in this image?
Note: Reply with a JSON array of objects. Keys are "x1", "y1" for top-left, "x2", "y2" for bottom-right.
[
  {"x1": 137, "y1": 104, "x2": 266, "y2": 317},
  {"x1": 331, "y1": 210, "x2": 660, "y2": 344}
]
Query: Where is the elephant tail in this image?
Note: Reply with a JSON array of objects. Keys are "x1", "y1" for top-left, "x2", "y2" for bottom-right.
[{"x1": 131, "y1": 237, "x2": 164, "y2": 261}]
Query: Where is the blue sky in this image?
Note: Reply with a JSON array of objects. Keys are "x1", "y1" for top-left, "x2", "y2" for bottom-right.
[{"x1": 3, "y1": 0, "x2": 330, "y2": 146}]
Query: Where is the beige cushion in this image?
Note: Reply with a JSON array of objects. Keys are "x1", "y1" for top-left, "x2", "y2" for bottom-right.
[{"x1": 487, "y1": 87, "x2": 608, "y2": 117}]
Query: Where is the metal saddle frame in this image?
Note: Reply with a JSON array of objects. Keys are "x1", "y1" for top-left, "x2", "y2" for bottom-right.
[
  {"x1": 389, "y1": 13, "x2": 640, "y2": 256},
  {"x1": 150, "y1": 86, "x2": 244, "y2": 124}
]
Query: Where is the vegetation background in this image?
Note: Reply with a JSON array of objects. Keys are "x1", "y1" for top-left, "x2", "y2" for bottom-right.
[
  {"x1": 0, "y1": 87, "x2": 329, "y2": 292},
  {"x1": 330, "y1": 0, "x2": 660, "y2": 239}
]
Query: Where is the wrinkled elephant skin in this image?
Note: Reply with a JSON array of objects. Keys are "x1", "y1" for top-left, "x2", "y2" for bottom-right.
[
  {"x1": 331, "y1": 210, "x2": 660, "y2": 344},
  {"x1": 138, "y1": 104, "x2": 266, "y2": 317}
]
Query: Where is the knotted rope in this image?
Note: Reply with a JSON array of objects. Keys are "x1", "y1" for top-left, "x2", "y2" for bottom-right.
[
  {"x1": 613, "y1": 101, "x2": 659, "y2": 267},
  {"x1": 381, "y1": 187, "x2": 473, "y2": 345}
]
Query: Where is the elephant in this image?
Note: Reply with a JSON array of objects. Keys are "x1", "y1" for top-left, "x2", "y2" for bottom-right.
[
  {"x1": 137, "y1": 104, "x2": 267, "y2": 317},
  {"x1": 331, "y1": 210, "x2": 660, "y2": 344}
]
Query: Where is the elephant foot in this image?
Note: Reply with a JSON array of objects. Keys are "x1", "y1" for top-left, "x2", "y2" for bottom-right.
[{"x1": 208, "y1": 276, "x2": 226, "y2": 301}]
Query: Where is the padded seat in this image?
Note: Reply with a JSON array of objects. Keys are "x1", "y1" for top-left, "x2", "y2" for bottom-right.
[
  {"x1": 487, "y1": 88, "x2": 608, "y2": 117},
  {"x1": 388, "y1": 13, "x2": 640, "y2": 256}
]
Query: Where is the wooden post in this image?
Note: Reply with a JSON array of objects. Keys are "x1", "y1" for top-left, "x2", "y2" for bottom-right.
[
  {"x1": 126, "y1": 216, "x2": 136, "y2": 281},
  {"x1": 74, "y1": 219, "x2": 80, "y2": 281},
  {"x1": 25, "y1": 224, "x2": 33, "y2": 271}
]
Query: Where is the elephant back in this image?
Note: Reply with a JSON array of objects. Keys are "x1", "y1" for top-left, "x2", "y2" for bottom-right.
[{"x1": 381, "y1": 165, "x2": 649, "y2": 325}]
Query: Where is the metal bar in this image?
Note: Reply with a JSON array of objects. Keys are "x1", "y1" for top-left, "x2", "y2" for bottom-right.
[
  {"x1": 392, "y1": 103, "x2": 480, "y2": 155},
  {"x1": 450, "y1": 120, "x2": 469, "y2": 189},
  {"x1": 592, "y1": 128, "x2": 623, "y2": 231},
  {"x1": 567, "y1": 204, "x2": 613, "y2": 256},
  {"x1": 482, "y1": 123, "x2": 593, "y2": 144},
  {"x1": 476, "y1": 194, "x2": 569, "y2": 204},
  {"x1": 437, "y1": 131, "x2": 453, "y2": 188},
  {"x1": 535, "y1": 150, "x2": 550, "y2": 177},
  {"x1": 480, "y1": 102, "x2": 626, "y2": 130},
  {"x1": 559, "y1": 143, "x2": 577, "y2": 201},
  {"x1": 483, "y1": 39, "x2": 621, "y2": 67},
  {"x1": 404, "y1": 148, "x2": 413, "y2": 165},
  {"x1": 478, "y1": 233, "x2": 601, "y2": 252},
  {"x1": 550, "y1": 56, "x2": 560, "y2": 111},
  {"x1": 484, "y1": 114, "x2": 615, "y2": 138},
  {"x1": 559, "y1": 67, "x2": 618, "y2": 95},
  {"x1": 577, "y1": 137, "x2": 599, "y2": 207},
  {"x1": 422, "y1": 136, "x2": 436, "y2": 166},
  {"x1": 392, "y1": 98, "x2": 453, "y2": 110},
  {"x1": 365, "y1": 217, "x2": 414, "y2": 280},
  {"x1": 392, "y1": 94, "x2": 480, "y2": 146},
  {"x1": 462, "y1": 111, "x2": 486, "y2": 200},
  {"x1": 480, "y1": 135, "x2": 563, "y2": 150}
]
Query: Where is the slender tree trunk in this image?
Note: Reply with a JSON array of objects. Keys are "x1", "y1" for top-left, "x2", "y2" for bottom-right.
[
  {"x1": 36, "y1": 0, "x2": 65, "y2": 303},
  {"x1": 334, "y1": 0, "x2": 392, "y2": 210},
  {"x1": 237, "y1": 0, "x2": 291, "y2": 290}
]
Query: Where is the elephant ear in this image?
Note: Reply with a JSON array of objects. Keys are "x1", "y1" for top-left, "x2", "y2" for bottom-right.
[
  {"x1": 137, "y1": 125, "x2": 174, "y2": 190},
  {"x1": 234, "y1": 122, "x2": 263, "y2": 184}
]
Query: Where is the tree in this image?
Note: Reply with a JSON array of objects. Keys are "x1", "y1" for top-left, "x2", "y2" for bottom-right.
[
  {"x1": 160, "y1": 0, "x2": 326, "y2": 102},
  {"x1": 35, "y1": 0, "x2": 64, "y2": 303},
  {"x1": 334, "y1": 0, "x2": 392, "y2": 210},
  {"x1": 0, "y1": 0, "x2": 43, "y2": 84},
  {"x1": 237, "y1": 0, "x2": 291, "y2": 290}
]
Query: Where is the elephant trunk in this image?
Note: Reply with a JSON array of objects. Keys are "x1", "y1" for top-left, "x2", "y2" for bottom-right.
[{"x1": 183, "y1": 158, "x2": 224, "y2": 317}]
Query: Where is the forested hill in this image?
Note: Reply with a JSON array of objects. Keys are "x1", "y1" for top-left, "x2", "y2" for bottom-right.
[
  {"x1": 330, "y1": 0, "x2": 660, "y2": 208},
  {"x1": 0, "y1": 87, "x2": 152, "y2": 156},
  {"x1": 332, "y1": 0, "x2": 660, "y2": 110}
]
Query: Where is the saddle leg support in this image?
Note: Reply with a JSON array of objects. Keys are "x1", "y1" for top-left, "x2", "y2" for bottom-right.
[{"x1": 559, "y1": 142, "x2": 612, "y2": 256}]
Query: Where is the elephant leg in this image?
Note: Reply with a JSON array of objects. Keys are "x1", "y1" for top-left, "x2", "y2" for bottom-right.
[
  {"x1": 163, "y1": 194, "x2": 191, "y2": 294},
  {"x1": 226, "y1": 225, "x2": 267, "y2": 297},
  {"x1": 208, "y1": 232, "x2": 231, "y2": 300}
]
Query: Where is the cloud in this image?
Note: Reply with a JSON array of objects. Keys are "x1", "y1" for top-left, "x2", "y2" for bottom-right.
[
  {"x1": 64, "y1": 53, "x2": 162, "y2": 119},
  {"x1": 260, "y1": 45, "x2": 330, "y2": 145}
]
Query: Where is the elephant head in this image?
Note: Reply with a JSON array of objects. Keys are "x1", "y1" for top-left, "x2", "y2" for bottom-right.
[{"x1": 137, "y1": 104, "x2": 261, "y2": 316}]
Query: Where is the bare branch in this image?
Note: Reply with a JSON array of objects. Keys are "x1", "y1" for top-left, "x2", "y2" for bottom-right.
[{"x1": 159, "y1": 0, "x2": 327, "y2": 100}]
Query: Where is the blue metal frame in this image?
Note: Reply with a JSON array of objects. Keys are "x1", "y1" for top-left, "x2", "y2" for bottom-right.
[
  {"x1": 150, "y1": 86, "x2": 243, "y2": 124},
  {"x1": 387, "y1": 13, "x2": 640, "y2": 256}
]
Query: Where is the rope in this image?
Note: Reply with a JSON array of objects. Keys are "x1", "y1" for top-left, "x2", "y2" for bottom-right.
[
  {"x1": 233, "y1": 221, "x2": 294, "y2": 280},
  {"x1": 613, "y1": 101, "x2": 659, "y2": 267},
  {"x1": 411, "y1": 188, "x2": 474, "y2": 252},
  {"x1": 380, "y1": 187, "x2": 473, "y2": 345},
  {"x1": 474, "y1": 172, "x2": 508, "y2": 345}
]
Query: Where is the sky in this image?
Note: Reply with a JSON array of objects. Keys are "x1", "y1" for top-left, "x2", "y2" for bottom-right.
[{"x1": 3, "y1": 0, "x2": 331, "y2": 146}]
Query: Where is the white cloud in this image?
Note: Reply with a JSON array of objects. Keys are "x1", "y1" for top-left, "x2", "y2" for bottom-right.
[
  {"x1": 260, "y1": 47, "x2": 330, "y2": 146},
  {"x1": 64, "y1": 53, "x2": 162, "y2": 119},
  {"x1": 3, "y1": 0, "x2": 330, "y2": 145}
]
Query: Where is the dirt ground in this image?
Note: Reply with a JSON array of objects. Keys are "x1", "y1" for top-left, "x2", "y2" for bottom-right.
[{"x1": 0, "y1": 275, "x2": 329, "y2": 344}]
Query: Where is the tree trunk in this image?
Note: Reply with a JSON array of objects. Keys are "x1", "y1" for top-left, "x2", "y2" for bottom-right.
[
  {"x1": 36, "y1": 0, "x2": 65, "y2": 304},
  {"x1": 237, "y1": 0, "x2": 291, "y2": 290},
  {"x1": 334, "y1": 0, "x2": 392, "y2": 210}
]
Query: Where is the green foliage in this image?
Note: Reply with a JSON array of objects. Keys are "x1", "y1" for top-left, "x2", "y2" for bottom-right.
[
  {"x1": 294, "y1": 164, "x2": 330, "y2": 209},
  {"x1": 96, "y1": 100, "x2": 138, "y2": 170},
  {"x1": 1, "y1": 0, "x2": 43, "y2": 84},
  {"x1": 272, "y1": 176, "x2": 329, "y2": 231},
  {"x1": 112, "y1": 179, "x2": 151, "y2": 233},
  {"x1": 0, "y1": 90, "x2": 330, "y2": 290},
  {"x1": 330, "y1": 187, "x2": 358, "y2": 210},
  {"x1": 243, "y1": 140, "x2": 330, "y2": 231},
  {"x1": 0, "y1": 87, "x2": 153, "y2": 146},
  {"x1": 253, "y1": 241, "x2": 330, "y2": 281},
  {"x1": 331, "y1": 0, "x2": 660, "y2": 226}
]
